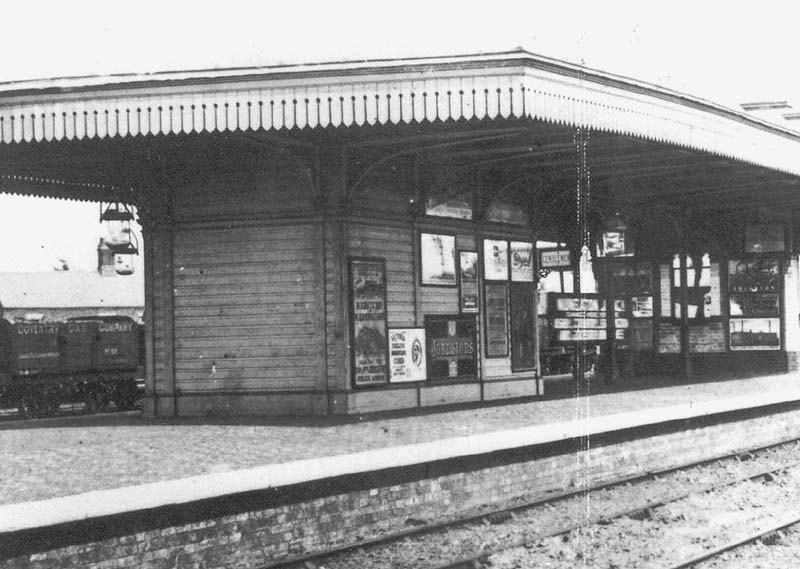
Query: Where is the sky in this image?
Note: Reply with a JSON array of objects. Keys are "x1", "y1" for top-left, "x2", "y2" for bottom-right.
[{"x1": 0, "y1": 0, "x2": 798, "y2": 273}]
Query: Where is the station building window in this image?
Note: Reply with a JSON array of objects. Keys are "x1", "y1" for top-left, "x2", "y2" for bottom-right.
[{"x1": 671, "y1": 253, "x2": 717, "y2": 320}]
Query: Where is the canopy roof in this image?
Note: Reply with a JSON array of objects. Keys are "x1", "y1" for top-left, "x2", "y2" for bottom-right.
[{"x1": 1, "y1": 49, "x2": 799, "y2": 176}]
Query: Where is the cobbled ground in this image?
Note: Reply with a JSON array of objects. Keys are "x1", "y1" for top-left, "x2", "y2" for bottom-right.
[{"x1": 1, "y1": 373, "x2": 797, "y2": 505}]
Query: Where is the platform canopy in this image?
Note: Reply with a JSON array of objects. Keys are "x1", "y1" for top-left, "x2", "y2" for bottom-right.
[
  {"x1": 0, "y1": 49, "x2": 799, "y2": 174},
  {"x1": 1, "y1": 48, "x2": 800, "y2": 225}
]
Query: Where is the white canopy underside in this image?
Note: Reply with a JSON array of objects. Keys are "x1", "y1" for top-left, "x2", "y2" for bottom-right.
[{"x1": 1, "y1": 51, "x2": 798, "y2": 176}]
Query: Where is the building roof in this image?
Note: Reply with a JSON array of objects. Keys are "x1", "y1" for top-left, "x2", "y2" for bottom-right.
[
  {"x1": 1, "y1": 49, "x2": 799, "y2": 176},
  {"x1": 0, "y1": 271, "x2": 143, "y2": 309}
]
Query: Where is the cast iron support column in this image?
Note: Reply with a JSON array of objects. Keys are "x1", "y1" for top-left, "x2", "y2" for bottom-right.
[
  {"x1": 604, "y1": 257, "x2": 619, "y2": 384},
  {"x1": 679, "y1": 215, "x2": 692, "y2": 380}
]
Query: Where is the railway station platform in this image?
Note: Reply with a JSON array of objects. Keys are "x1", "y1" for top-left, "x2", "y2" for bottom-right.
[{"x1": 2, "y1": 371, "x2": 800, "y2": 568}]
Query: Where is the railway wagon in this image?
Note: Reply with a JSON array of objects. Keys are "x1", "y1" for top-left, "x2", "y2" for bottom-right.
[{"x1": 0, "y1": 316, "x2": 142, "y2": 417}]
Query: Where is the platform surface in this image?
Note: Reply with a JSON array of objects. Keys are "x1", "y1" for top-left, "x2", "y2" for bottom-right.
[{"x1": 2, "y1": 372, "x2": 799, "y2": 512}]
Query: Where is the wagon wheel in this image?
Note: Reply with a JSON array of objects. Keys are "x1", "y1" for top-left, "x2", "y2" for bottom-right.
[
  {"x1": 18, "y1": 389, "x2": 49, "y2": 419},
  {"x1": 114, "y1": 379, "x2": 139, "y2": 411},
  {"x1": 41, "y1": 389, "x2": 61, "y2": 417},
  {"x1": 83, "y1": 388, "x2": 99, "y2": 414},
  {"x1": 84, "y1": 387, "x2": 110, "y2": 414},
  {"x1": 17, "y1": 393, "x2": 35, "y2": 419}
]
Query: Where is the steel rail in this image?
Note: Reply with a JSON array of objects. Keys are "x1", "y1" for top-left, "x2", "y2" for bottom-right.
[
  {"x1": 667, "y1": 514, "x2": 800, "y2": 569},
  {"x1": 267, "y1": 439, "x2": 800, "y2": 569},
  {"x1": 432, "y1": 456, "x2": 800, "y2": 569}
]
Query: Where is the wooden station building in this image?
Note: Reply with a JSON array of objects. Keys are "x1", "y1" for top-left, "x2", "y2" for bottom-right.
[{"x1": 1, "y1": 50, "x2": 800, "y2": 416}]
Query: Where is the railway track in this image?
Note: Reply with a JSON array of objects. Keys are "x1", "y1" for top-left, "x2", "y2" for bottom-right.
[
  {"x1": 437, "y1": 457, "x2": 800, "y2": 569},
  {"x1": 272, "y1": 438, "x2": 800, "y2": 569},
  {"x1": 669, "y1": 516, "x2": 800, "y2": 569}
]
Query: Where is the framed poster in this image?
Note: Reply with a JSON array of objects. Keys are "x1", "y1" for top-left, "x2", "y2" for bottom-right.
[
  {"x1": 745, "y1": 224, "x2": 785, "y2": 253},
  {"x1": 420, "y1": 233, "x2": 457, "y2": 286},
  {"x1": 730, "y1": 318, "x2": 780, "y2": 350},
  {"x1": 459, "y1": 251, "x2": 479, "y2": 313},
  {"x1": 510, "y1": 283, "x2": 536, "y2": 371},
  {"x1": 510, "y1": 241, "x2": 534, "y2": 282},
  {"x1": 425, "y1": 315, "x2": 477, "y2": 380},
  {"x1": 484, "y1": 283, "x2": 509, "y2": 357},
  {"x1": 389, "y1": 328, "x2": 427, "y2": 382},
  {"x1": 349, "y1": 258, "x2": 389, "y2": 386},
  {"x1": 483, "y1": 239, "x2": 509, "y2": 280},
  {"x1": 630, "y1": 296, "x2": 653, "y2": 318}
]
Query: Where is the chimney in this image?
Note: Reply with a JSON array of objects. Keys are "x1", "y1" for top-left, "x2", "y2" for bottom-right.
[{"x1": 97, "y1": 238, "x2": 115, "y2": 276}]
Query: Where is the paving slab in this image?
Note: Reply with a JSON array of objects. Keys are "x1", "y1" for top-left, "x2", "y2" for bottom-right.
[{"x1": 1, "y1": 372, "x2": 798, "y2": 506}]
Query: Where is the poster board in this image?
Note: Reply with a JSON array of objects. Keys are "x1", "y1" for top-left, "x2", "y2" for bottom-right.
[
  {"x1": 425, "y1": 316, "x2": 477, "y2": 380},
  {"x1": 459, "y1": 251, "x2": 479, "y2": 313},
  {"x1": 745, "y1": 224, "x2": 785, "y2": 253},
  {"x1": 510, "y1": 241, "x2": 534, "y2": 282},
  {"x1": 483, "y1": 239, "x2": 509, "y2": 280},
  {"x1": 389, "y1": 328, "x2": 427, "y2": 382},
  {"x1": 510, "y1": 283, "x2": 536, "y2": 371},
  {"x1": 549, "y1": 294, "x2": 628, "y2": 344},
  {"x1": 728, "y1": 258, "x2": 781, "y2": 350},
  {"x1": 484, "y1": 283, "x2": 509, "y2": 357},
  {"x1": 420, "y1": 233, "x2": 457, "y2": 286},
  {"x1": 349, "y1": 258, "x2": 389, "y2": 386}
]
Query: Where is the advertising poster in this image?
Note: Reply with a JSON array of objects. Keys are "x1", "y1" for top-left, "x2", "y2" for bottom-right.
[
  {"x1": 483, "y1": 239, "x2": 509, "y2": 280},
  {"x1": 350, "y1": 258, "x2": 389, "y2": 386},
  {"x1": 389, "y1": 328, "x2": 427, "y2": 382},
  {"x1": 425, "y1": 316, "x2": 477, "y2": 379},
  {"x1": 459, "y1": 251, "x2": 479, "y2": 313},
  {"x1": 730, "y1": 318, "x2": 780, "y2": 350},
  {"x1": 630, "y1": 296, "x2": 653, "y2": 318},
  {"x1": 420, "y1": 233, "x2": 457, "y2": 286},
  {"x1": 728, "y1": 259, "x2": 781, "y2": 350},
  {"x1": 510, "y1": 241, "x2": 534, "y2": 282},
  {"x1": 510, "y1": 283, "x2": 536, "y2": 371},
  {"x1": 745, "y1": 224, "x2": 785, "y2": 253},
  {"x1": 484, "y1": 283, "x2": 509, "y2": 357}
]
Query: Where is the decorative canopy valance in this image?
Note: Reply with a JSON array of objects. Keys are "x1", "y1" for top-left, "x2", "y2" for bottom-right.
[{"x1": 1, "y1": 50, "x2": 799, "y2": 175}]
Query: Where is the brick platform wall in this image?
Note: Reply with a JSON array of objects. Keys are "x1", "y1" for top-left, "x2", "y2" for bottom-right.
[{"x1": 5, "y1": 402, "x2": 800, "y2": 569}]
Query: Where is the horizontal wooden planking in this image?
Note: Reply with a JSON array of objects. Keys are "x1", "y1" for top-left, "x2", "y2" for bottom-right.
[
  {"x1": 175, "y1": 361, "x2": 317, "y2": 375},
  {"x1": 174, "y1": 265, "x2": 314, "y2": 286},
  {"x1": 177, "y1": 378, "x2": 317, "y2": 391},
  {"x1": 175, "y1": 225, "x2": 314, "y2": 244},
  {"x1": 174, "y1": 294, "x2": 317, "y2": 308},
  {"x1": 174, "y1": 317, "x2": 315, "y2": 331},
  {"x1": 174, "y1": 325, "x2": 316, "y2": 342},
  {"x1": 173, "y1": 303, "x2": 318, "y2": 318},
  {"x1": 175, "y1": 179, "x2": 312, "y2": 218},
  {"x1": 177, "y1": 197, "x2": 311, "y2": 219},
  {"x1": 173, "y1": 282, "x2": 315, "y2": 297},
  {"x1": 419, "y1": 287, "x2": 459, "y2": 315},
  {"x1": 387, "y1": 310, "x2": 416, "y2": 327},
  {"x1": 173, "y1": 253, "x2": 316, "y2": 268},
  {"x1": 174, "y1": 326, "x2": 315, "y2": 340},
  {"x1": 176, "y1": 370, "x2": 317, "y2": 383},
  {"x1": 484, "y1": 357, "x2": 512, "y2": 377},
  {"x1": 176, "y1": 355, "x2": 318, "y2": 369},
  {"x1": 173, "y1": 238, "x2": 315, "y2": 254}
]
